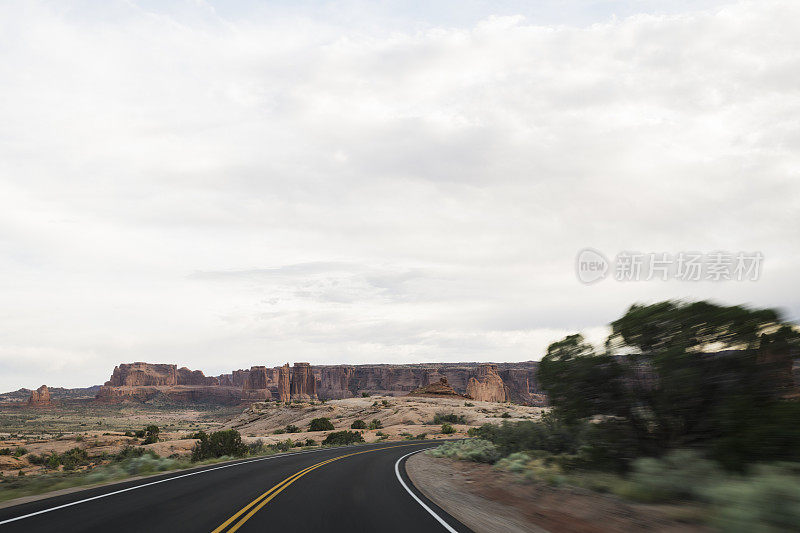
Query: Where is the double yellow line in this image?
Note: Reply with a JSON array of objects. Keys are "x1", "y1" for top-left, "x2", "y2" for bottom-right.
[{"x1": 212, "y1": 443, "x2": 427, "y2": 533}]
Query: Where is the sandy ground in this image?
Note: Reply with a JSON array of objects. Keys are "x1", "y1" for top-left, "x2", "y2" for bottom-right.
[
  {"x1": 406, "y1": 453, "x2": 710, "y2": 533},
  {"x1": 224, "y1": 395, "x2": 543, "y2": 445},
  {"x1": 0, "y1": 395, "x2": 541, "y2": 477}
]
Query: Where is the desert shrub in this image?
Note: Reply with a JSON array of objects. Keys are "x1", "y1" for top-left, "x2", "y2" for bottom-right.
[
  {"x1": 381, "y1": 400, "x2": 389, "y2": 407},
  {"x1": 441, "y1": 423, "x2": 455, "y2": 434},
  {"x1": 305, "y1": 439, "x2": 317, "y2": 446},
  {"x1": 191, "y1": 430, "x2": 247, "y2": 462},
  {"x1": 627, "y1": 449, "x2": 723, "y2": 502},
  {"x1": 59, "y1": 448, "x2": 90, "y2": 470},
  {"x1": 75, "y1": 435, "x2": 84, "y2": 442},
  {"x1": 285, "y1": 425, "x2": 300, "y2": 433},
  {"x1": 350, "y1": 419, "x2": 367, "y2": 429},
  {"x1": 464, "y1": 402, "x2": 474, "y2": 407},
  {"x1": 428, "y1": 439, "x2": 500, "y2": 463},
  {"x1": 273, "y1": 428, "x2": 286, "y2": 435},
  {"x1": 322, "y1": 431, "x2": 365, "y2": 446},
  {"x1": 309, "y1": 418, "x2": 334, "y2": 431},
  {"x1": 271, "y1": 439, "x2": 294, "y2": 452},
  {"x1": 414, "y1": 433, "x2": 427, "y2": 440},
  {"x1": 247, "y1": 439, "x2": 268, "y2": 455},
  {"x1": 433, "y1": 413, "x2": 466, "y2": 425},
  {"x1": 114, "y1": 445, "x2": 148, "y2": 462},
  {"x1": 142, "y1": 425, "x2": 160, "y2": 445},
  {"x1": 702, "y1": 465, "x2": 800, "y2": 532},
  {"x1": 472, "y1": 417, "x2": 586, "y2": 457},
  {"x1": 0, "y1": 448, "x2": 11, "y2": 455},
  {"x1": 494, "y1": 451, "x2": 565, "y2": 485},
  {"x1": 501, "y1": 412, "x2": 512, "y2": 419},
  {"x1": 13, "y1": 447, "x2": 27, "y2": 457},
  {"x1": 123, "y1": 453, "x2": 177, "y2": 475},
  {"x1": 123, "y1": 430, "x2": 135, "y2": 438},
  {"x1": 368, "y1": 419, "x2": 382, "y2": 430},
  {"x1": 361, "y1": 392, "x2": 370, "y2": 398}
]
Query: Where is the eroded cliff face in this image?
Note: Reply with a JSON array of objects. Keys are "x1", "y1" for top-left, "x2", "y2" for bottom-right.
[
  {"x1": 277, "y1": 363, "x2": 291, "y2": 402},
  {"x1": 290, "y1": 362, "x2": 317, "y2": 400},
  {"x1": 27, "y1": 385, "x2": 51, "y2": 406},
  {"x1": 97, "y1": 363, "x2": 237, "y2": 404},
  {"x1": 466, "y1": 364, "x2": 508, "y2": 402},
  {"x1": 95, "y1": 361, "x2": 543, "y2": 405}
]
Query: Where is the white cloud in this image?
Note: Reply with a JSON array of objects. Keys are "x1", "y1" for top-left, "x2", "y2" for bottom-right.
[{"x1": 0, "y1": 1, "x2": 798, "y2": 390}]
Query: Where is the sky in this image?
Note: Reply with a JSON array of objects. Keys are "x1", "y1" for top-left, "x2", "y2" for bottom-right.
[{"x1": 1, "y1": 0, "x2": 798, "y2": 390}]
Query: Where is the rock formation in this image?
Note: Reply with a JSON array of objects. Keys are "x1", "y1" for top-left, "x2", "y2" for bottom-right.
[
  {"x1": 96, "y1": 363, "x2": 238, "y2": 405},
  {"x1": 466, "y1": 364, "x2": 508, "y2": 402},
  {"x1": 408, "y1": 377, "x2": 464, "y2": 398},
  {"x1": 27, "y1": 385, "x2": 51, "y2": 406},
  {"x1": 94, "y1": 361, "x2": 543, "y2": 405},
  {"x1": 290, "y1": 362, "x2": 317, "y2": 400},
  {"x1": 277, "y1": 363, "x2": 291, "y2": 402}
]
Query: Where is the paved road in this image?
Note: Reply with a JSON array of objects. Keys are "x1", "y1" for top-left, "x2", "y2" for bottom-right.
[{"x1": 0, "y1": 441, "x2": 470, "y2": 533}]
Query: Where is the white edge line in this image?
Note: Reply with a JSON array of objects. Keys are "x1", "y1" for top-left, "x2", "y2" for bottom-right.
[
  {"x1": 395, "y1": 449, "x2": 459, "y2": 533},
  {"x1": 0, "y1": 442, "x2": 375, "y2": 526}
]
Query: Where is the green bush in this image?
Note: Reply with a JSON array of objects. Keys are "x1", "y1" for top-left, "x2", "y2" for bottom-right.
[
  {"x1": 309, "y1": 418, "x2": 334, "y2": 431},
  {"x1": 322, "y1": 431, "x2": 365, "y2": 446},
  {"x1": 703, "y1": 465, "x2": 800, "y2": 532},
  {"x1": 191, "y1": 430, "x2": 247, "y2": 462},
  {"x1": 142, "y1": 425, "x2": 160, "y2": 445},
  {"x1": 414, "y1": 433, "x2": 428, "y2": 440},
  {"x1": 247, "y1": 439, "x2": 268, "y2": 455},
  {"x1": 368, "y1": 419, "x2": 383, "y2": 430},
  {"x1": 350, "y1": 419, "x2": 367, "y2": 429},
  {"x1": 500, "y1": 412, "x2": 512, "y2": 419},
  {"x1": 284, "y1": 425, "x2": 300, "y2": 433},
  {"x1": 305, "y1": 439, "x2": 317, "y2": 446},
  {"x1": 433, "y1": 413, "x2": 466, "y2": 425},
  {"x1": 428, "y1": 439, "x2": 500, "y2": 463},
  {"x1": 361, "y1": 392, "x2": 370, "y2": 398},
  {"x1": 627, "y1": 449, "x2": 723, "y2": 502},
  {"x1": 441, "y1": 423, "x2": 455, "y2": 434},
  {"x1": 494, "y1": 451, "x2": 565, "y2": 485}
]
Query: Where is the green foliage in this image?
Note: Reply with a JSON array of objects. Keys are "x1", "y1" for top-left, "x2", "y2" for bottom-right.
[
  {"x1": 308, "y1": 418, "x2": 334, "y2": 431},
  {"x1": 537, "y1": 300, "x2": 800, "y2": 469},
  {"x1": 471, "y1": 416, "x2": 585, "y2": 457},
  {"x1": 142, "y1": 425, "x2": 160, "y2": 445},
  {"x1": 28, "y1": 448, "x2": 90, "y2": 471},
  {"x1": 464, "y1": 402, "x2": 474, "y2": 407},
  {"x1": 247, "y1": 439, "x2": 268, "y2": 455},
  {"x1": 500, "y1": 412, "x2": 511, "y2": 419},
  {"x1": 702, "y1": 465, "x2": 800, "y2": 532},
  {"x1": 361, "y1": 392, "x2": 370, "y2": 398},
  {"x1": 322, "y1": 431, "x2": 365, "y2": 446},
  {"x1": 494, "y1": 451, "x2": 565, "y2": 485},
  {"x1": 414, "y1": 433, "x2": 427, "y2": 440},
  {"x1": 273, "y1": 428, "x2": 286, "y2": 434},
  {"x1": 433, "y1": 413, "x2": 466, "y2": 424},
  {"x1": 190, "y1": 430, "x2": 247, "y2": 462},
  {"x1": 440, "y1": 423, "x2": 455, "y2": 434},
  {"x1": 368, "y1": 419, "x2": 382, "y2": 430},
  {"x1": 626, "y1": 450, "x2": 723, "y2": 502},
  {"x1": 350, "y1": 419, "x2": 367, "y2": 429},
  {"x1": 304, "y1": 438, "x2": 317, "y2": 446},
  {"x1": 284, "y1": 425, "x2": 300, "y2": 433},
  {"x1": 428, "y1": 439, "x2": 500, "y2": 463},
  {"x1": 381, "y1": 400, "x2": 389, "y2": 407}
]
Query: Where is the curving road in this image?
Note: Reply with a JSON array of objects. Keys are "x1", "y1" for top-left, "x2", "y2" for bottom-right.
[{"x1": 0, "y1": 441, "x2": 470, "y2": 533}]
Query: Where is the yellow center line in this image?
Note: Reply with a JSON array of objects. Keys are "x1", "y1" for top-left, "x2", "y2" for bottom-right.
[{"x1": 213, "y1": 443, "x2": 428, "y2": 533}]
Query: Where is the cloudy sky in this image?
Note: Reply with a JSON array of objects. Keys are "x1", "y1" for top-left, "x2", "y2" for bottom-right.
[{"x1": 1, "y1": 0, "x2": 798, "y2": 390}]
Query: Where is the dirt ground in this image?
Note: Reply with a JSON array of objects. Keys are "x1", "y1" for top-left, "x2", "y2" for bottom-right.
[
  {"x1": 406, "y1": 453, "x2": 711, "y2": 533},
  {"x1": 223, "y1": 394, "x2": 544, "y2": 445},
  {"x1": 0, "y1": 395, "x2": 541, "y2": 478}
]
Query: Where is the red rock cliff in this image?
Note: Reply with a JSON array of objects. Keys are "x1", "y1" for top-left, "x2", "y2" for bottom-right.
[
  {"x1": 290, "y1": 362, "x2": 317, "y2": 400},
  {"x1": 277, "y1": 363, "x2": 291, "y2": 402},
  {"x1": 466, "y1": 364, "x2": 508, "y2": 402},
  {"x1": 27, "y1": 385, "x2": 51, "y2": 406}
]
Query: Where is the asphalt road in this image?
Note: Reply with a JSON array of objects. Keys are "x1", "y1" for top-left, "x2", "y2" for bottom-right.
[{"x1": 0, "y1": 441, "x2": 470, "y2": 533}]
